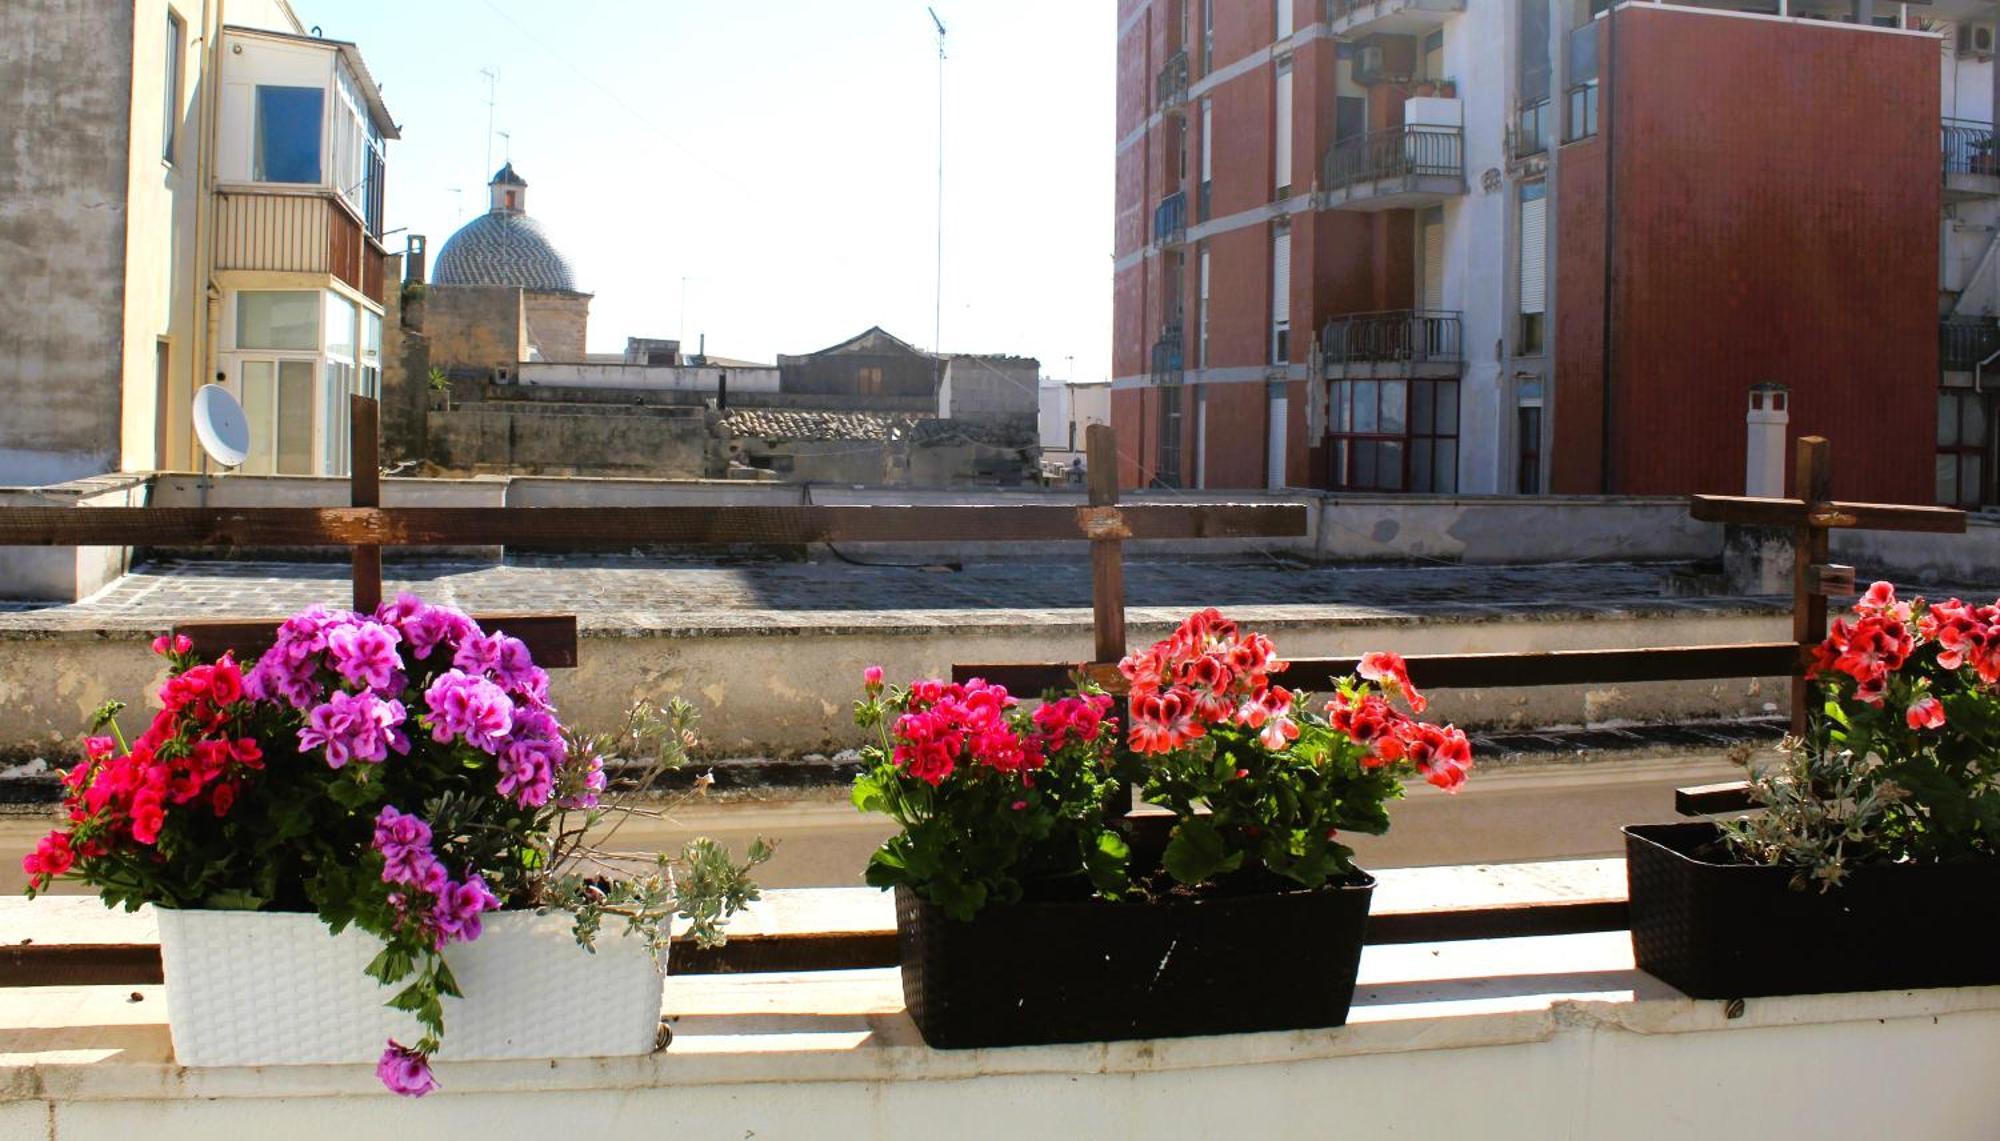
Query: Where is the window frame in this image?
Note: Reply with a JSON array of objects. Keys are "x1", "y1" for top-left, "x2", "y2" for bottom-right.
[
  {"x1": 1327, "y1": 378, "x2": 1460, "y2": 493},
  {"x1": 163, "y1": 10, "x2": 184, "y2": 164},
  {"x1": 253, "y1": 84, "x2": 326, "y2": 185}
]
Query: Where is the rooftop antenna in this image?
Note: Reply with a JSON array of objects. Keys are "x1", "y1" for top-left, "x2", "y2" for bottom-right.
[
  {"x1": 928, "y1": 7, "x2": 947, "y2": 376},
  {"x1": 498, "y1": 129, "x2": 512, "y2": 163},
  {"x1": 446, "y1": 186, "x2": 464, "y2": 220},
  {"x1": 480, "y1": 66, "x2": 499, "y2": 175}
]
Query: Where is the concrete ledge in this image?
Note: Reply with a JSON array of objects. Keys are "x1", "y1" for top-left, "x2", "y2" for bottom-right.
[{"x1": 4, "y1": 936, "x2": 1999, "y2": 1138}]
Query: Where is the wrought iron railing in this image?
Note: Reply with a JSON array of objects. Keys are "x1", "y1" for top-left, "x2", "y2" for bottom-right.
[
  {"x1": 1157, "y1": 49, "x2": 1189, "y2": 110},
  {"x1": 1153, "y1": 191, "x2": 1188, "y2": 247},
  {"x1": 1327, "y1": 0, "x2": 1463, "y2": 23},
  {"x1": 1515, "y1": 99, "x2": 1551, "y2": 160},
  {"x1": 1322, "y1": 125, "x2": 1463, "y2": 192},
  {"x1": 1150, "y1": 323, "x2": 1185, "y2": 384},
  {"x1": 1943, "y1": 118, "x2": 1996, "y2": 177},
  {"x1": 1320, "y1": 310, "x2": 1463, "y2": 368},
  {"x1": 1941, "y1": 317, "x2": 2000, "y2": 372}
]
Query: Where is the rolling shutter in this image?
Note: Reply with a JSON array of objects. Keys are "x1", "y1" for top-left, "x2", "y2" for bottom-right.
[{"x1": 1520, "y1": 190, "x2": 1547, "y2": 315}]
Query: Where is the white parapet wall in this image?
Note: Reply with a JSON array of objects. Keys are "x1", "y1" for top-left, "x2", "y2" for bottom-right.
[{"x1": 3, "y1": 926, "x2": 1998, "y2": 1139}]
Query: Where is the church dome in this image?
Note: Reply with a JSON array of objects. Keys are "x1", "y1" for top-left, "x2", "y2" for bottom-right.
[{"x1": 430, "y1": 165, "x2": 581, "y2": 293}]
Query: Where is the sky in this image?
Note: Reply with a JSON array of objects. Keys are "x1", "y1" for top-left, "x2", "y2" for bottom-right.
[{"x1": 309, "y1": 0, "x2": 1115, "y2": 381}]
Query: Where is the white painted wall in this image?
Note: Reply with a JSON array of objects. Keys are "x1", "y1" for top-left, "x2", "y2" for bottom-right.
[{"x1": 1444, "y1": 1, "x2": 1513, "y2": 495}]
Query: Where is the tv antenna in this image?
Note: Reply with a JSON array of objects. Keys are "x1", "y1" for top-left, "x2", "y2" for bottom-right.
[
  {"x1": 498, "y1": 129, "x2": 512, "y2": 163},
  {"x1": 928, "y1": 7, "x2": 947, "y2": 367},
  {"x1": 480, "y1": 66, "x2": 500, "y2": 175}
]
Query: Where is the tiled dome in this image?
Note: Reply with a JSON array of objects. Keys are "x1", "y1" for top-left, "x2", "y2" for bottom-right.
[{"x1": 431, "y1": 166, "x2": 580, "y2": 292}]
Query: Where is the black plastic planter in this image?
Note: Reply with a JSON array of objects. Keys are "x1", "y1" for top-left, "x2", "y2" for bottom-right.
[
  {"x1": 1626, "y1": 822, "x2": 2000, "y2": 999},
  {"x1": 895, "y1": 876, "x2": 1374, "y2": 1049}
]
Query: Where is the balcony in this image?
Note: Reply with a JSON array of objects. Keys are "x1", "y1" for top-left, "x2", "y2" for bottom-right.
[
  {"x1": 1320, "y1": 124, "x2": 1465, "y2": 212},
  {"x1": 1941, "y1": 316, "x2": 2000, "y2": 375},
  {"x1": 1153, "y1": 191, "x2": 1189, "y2": 247},
  {"x1": 1325, "y1": 0, "x2": 1463, "y2": 38},
  {"x1": 1157, "y1": 49, "x2": 1189, "y2": 111},
  {"x1": 1151, "y1": 323, "x2": 1186, "y2": 385},
  {"x1": 1320, "y1": 310, "x2": 1463, "y2": 379},
  {"x1": 1943, "y1": 118, "x2": 2000, "y2": 202},
  {"x1": 213, "y1": 189, "x2": 385, "y2": 302}
]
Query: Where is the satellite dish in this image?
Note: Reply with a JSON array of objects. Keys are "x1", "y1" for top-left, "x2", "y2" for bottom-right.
[{"x1": 192, "y1": 383, "x2": 250, "y2": 468}]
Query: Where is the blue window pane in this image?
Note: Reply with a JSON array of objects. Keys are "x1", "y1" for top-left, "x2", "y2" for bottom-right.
[{"x1": 256, "y1": 86, "x2": 323, "y2": 184}]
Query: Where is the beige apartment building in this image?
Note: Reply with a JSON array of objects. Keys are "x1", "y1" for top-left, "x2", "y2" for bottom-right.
[{"x1": 0, "y1": 0, "x2": 396, "y2": 485}]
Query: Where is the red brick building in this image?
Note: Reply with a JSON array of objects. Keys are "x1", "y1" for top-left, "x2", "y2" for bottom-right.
[{"x1": 1112, "y1": 1, "x2": 1974, "y2": 505}]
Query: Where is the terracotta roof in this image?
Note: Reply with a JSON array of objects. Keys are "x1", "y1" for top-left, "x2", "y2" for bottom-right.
[{"x1": 721, "y1": 409, "x2": 922, "y2": 442}]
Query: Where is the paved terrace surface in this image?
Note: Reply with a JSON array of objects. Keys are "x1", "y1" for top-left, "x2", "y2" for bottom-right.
[{"x1": 0, "y1": 555, "x2": 1811, "y2": 635}]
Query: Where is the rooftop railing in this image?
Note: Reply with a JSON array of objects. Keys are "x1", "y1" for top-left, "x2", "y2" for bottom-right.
[
  {"x1": 1320, "y1": 309, "x2": 1463, "y2": 369},
  {"x1": 1322, "y1": 124, "x2": 1463, "y2": 193},
  {"x1": 1156, "y1": 49, "x2": 1189, "y2": 111},
  {"x1": 1941, "y1": 316, "x2": 2000, "y2": 372},
  {"x1": 1152, "y1": 190, "x2": 1188, "y2": 247},
  {"x1": 1943, "y1": 117, "x2": 1996, "y2": 178}
]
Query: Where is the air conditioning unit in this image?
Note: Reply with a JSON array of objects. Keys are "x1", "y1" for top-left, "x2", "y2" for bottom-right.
[
  {"x1": 1960, "y1": 22, "x2": 1995, "y2": 58},
  {"x1": 1353, "y1": 44, "x2": 1385, "y2": 84}
]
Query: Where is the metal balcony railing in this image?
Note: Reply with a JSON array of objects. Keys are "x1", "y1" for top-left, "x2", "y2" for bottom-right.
[
  {"x1": 1515, "y1": 99, "x2": 1551, "y2": 160},
  {"x1": 1943, "y1": 118, "x2": 1997, "y2": 178},
  {"x1": 1322, "y1": 124, "x2": 1464, "y2": 192},
  {"x1": 1320, "y1": 310, "x2": 1463, "y2": 369},
  {"x1": 1941, "y1": 317, "x2": 2000, "y2": 373},
  {"x1": 1157, "y1": 49, "x2": 1189, "y2": 110},
  {"x1": 1151, "y1": 323, "x2": 1186, "y2": 384},
  {"x1": 1153, "y1": 191, "x2": 1188, "y2": 247}
]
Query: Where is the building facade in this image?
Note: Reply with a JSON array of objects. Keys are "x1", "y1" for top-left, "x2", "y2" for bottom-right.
[
  {"x1": 1113, "y1": 0, "x2": 1994, "y2": 505},
  {"x1": 0, "y1": 0, "x2": 396, "y2": 484}
]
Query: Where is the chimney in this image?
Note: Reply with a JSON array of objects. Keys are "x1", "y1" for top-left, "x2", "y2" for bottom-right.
[{"x1": 1745, "y1": 383, "x2": 1788, "y2": 497}]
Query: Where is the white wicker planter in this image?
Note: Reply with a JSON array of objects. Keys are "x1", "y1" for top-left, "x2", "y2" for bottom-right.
[{"x1": 155, "y1": 908, "x2": 666, "y2": 1067}]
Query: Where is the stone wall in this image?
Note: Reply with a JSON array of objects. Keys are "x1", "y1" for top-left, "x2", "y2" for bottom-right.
[
  {"x1": 943, "y1": 356, "x2": 1039, "y2": 421},
  {"x1": 0, "y1": 0, "x2": 136, "y2": 484},
  {"x1": 425, "y1": 404, "x2": 712, "y2": 476},
  {"x1": 523, "y1": 291, "x2": 590, "y2": 362},
  {"x1": 423, "y1": 285, "x2": 527, "y2": 378}
]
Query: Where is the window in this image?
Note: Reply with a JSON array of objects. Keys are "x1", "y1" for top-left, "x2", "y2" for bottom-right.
[
  {"x1": 241, "y1": 360, "x2": 317, "y2": 475},
  {"x1": 1198, "y1": 98, "x2": 1214, "y2": 221},
  {"x1": 1564, "y1": 16, "x2": 1599, "y2": 143},
  {"x1": 329, "y1": 65, "x2": 386, "y2": 235},
  {"x1": 163, "y1": 12, "x2": 184, "y2": 163},
  {"x1": 1201, "y1": 0, "x2": 1214, "y2": 73},
  {"x1": 1938, "y1": 389, "x2": 1990, "y2": 507},
  {"x1": 1517, "y1": 0, "x2": 1552, "y2": 157},
  {"x1": 1157, "y1": 386, "x2": 1184, "y2": 488},
  {"x1": 1273, "y1": 57, "x2": 1293, "y2": 197},
  {"x1": 1517, "y1": 404, "x2": 1544, "y2": 494},
  {"x1": 155, "y1": 339, "x2": 173, "y2": 467},
  {"x1": 857, "y1": 366, "x2": 884, "y2": 395},
  {"x1": 1421, "y1": 29, "x2": 1444, "y2": 81},
  {"x1": 237, "y1": 291, "x2": 320, "y2": 350},
  {"x1": 255, "y1": 85, "x2": 324, "y2": 184},
  {"x1": 1328, "y1": 379, "x2": 1459, "y2": 492},
  {"x1": 1518, "y1": 181, "x2": 1548, "y2": 356},
  {"x1": 1270, "y1": 221, "x2": 1291, "y2": 365},
  {"x1": 362, "y1": 310, "x2": 382, "y2": 401},
  {"x1": 1197, "y1": 244, "x2": 1211, "y2": 369}
]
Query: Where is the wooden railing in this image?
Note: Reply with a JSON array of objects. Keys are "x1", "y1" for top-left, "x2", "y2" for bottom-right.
[{"x1": 0, "y1": 402, "x2": 1967, "y2": 981}]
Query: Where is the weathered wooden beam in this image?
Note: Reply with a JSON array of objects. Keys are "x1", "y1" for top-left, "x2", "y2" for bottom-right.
[
  {"x1": 1675, "y1": 780, "x2": 1758, "y2": 816},
  {"x1": 0, "y1": 503, "x2": 1309, "y2": 549},
  {"x1": 1085, "y1": 425, "x2": 1127, "y2": 666},
  {"x1": 958, "y1": 643, "x2": 1802, "y2": 696},
  {"x1": 349, "y1": 395, "x2": 382, "y2": 614},
  {"x1": 175, "y1": 614, "x2": 581, "y2": 668},
  {"x1": 1690, "y1": 494, "x2": 1964, "y2": 534}
]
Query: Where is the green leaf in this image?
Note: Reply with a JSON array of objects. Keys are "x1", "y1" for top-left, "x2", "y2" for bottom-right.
[{"x1": 1161, "y1": 818, "x2": 1242, "y2": 886}]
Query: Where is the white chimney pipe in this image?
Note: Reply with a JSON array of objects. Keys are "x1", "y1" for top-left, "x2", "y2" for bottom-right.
[{"x1": 1745, "y1": 383, "x2": 1789, "y2": 498}]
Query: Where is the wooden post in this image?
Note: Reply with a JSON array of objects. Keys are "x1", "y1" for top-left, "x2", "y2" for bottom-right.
[
  {"x1": 350, "y1": 395, "x2": 383, "y2": 614},
  {"x1": 1790, "y1": 436, "x2": 1830, "y2": 737},
  {"x1": 1085, "y1": 424, "x2": 1126, "y2": 664}
]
